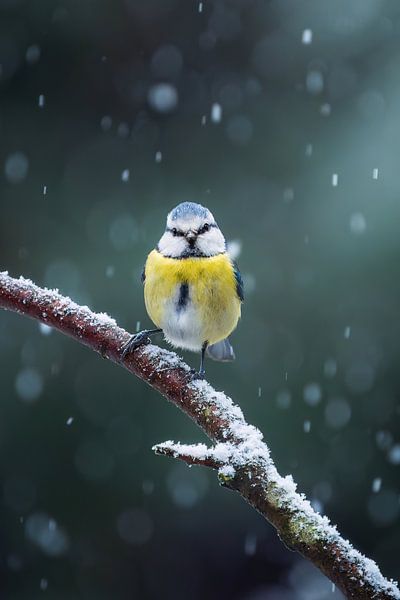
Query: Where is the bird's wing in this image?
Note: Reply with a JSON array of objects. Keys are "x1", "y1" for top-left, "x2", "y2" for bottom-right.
[
  {"x1": 141, "y1": 265, "x2": 146, "y2": 284},
  {"x1": 233, "y1": 261, "x2": 244, "y2": 302}
]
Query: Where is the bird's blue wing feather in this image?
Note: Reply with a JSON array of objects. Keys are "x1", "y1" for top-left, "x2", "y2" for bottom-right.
[
  {"x1": 141, "y1": 266, "x2": 146, "y2": 284},
  {"x1": 233, "y1": 262, "x2": 244, "y2": 302}
]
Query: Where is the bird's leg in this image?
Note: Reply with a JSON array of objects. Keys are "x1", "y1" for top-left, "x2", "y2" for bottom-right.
[
  {"x1": 191, "y1": 341, "x2": 208, "y2": 380},
  {"x1": 199, "y1": 341, "x2": 208, "y2": 377},
  {"x1": 121, "y1": 328, "x2": 162, "y2": 359}
]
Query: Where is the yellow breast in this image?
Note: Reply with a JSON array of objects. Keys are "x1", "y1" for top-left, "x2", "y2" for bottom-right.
[{"x1": 143, "y1": 249, "x2": 241, "y2": 348}]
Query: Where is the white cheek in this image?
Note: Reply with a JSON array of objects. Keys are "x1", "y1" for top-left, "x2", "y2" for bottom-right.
[
  {"x1": 158, "y1": 232, "x2": 187, "y2": 257},
  {"x1": 196, "y1": 229, "x2": 225, "y2": 256}
]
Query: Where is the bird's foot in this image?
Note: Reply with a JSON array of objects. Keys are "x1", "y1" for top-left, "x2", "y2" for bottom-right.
[
  {"x1": 121, "y1": 331, "x2": 151, "y2": 359},
  {"x1": 190, "y1": 368, "x2": 206, "y2": 381}
]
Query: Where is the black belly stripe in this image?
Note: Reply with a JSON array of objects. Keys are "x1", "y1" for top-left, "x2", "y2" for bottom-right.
[{"x1": 177, "y1": 283, "x2": 189, "y2": 311}]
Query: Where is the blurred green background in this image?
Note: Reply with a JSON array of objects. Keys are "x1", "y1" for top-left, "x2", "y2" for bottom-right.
[{"x1": 1, "y1": 0, "x2": 400, "y2": 598}]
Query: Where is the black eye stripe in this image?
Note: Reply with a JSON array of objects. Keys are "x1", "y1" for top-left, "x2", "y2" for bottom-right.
[
  {"x1": 166, "y1": 223, "x2": 217, "y2": 236},
  {"x1": 199, "y1": 223, "x2": 218, "y2": 235},
  {"x1": 167, "y1": 227, "x2": 184, "y2": 237}
]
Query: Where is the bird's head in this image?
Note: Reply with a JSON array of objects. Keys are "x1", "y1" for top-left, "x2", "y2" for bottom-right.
[{"x1": 157, "y1": 202, "x2": 226, "y2": 258}]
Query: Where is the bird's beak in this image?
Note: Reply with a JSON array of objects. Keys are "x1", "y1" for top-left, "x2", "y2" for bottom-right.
[{"x1": 185, "y1": 231, "x2": 197, "y2": 243}]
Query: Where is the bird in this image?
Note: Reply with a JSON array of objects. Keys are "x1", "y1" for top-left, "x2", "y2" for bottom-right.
[{"x1": 122, "y1": 201, "x2": 243, "y2": 378}]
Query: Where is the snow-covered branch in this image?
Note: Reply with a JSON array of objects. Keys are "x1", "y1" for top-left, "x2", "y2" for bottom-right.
[
  {"x1": 0, "y1": 271, "x2": 398, "y2": 600},
  {"x1": 152, "y1": 441, "x2": 225, "y2": 469}
]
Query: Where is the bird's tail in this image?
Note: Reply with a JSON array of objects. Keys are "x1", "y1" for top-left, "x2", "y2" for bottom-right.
[{"x1": 206, "y1": 338, "x2": 235, "y2": 362}]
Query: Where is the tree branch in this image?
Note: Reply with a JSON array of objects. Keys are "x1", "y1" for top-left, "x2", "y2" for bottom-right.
[
  {"x1": 0, "y1": 271, "x2": 398, "y2": 600},
  {"x1": 152, "y1": 441, "x2": 225, "y2": 469}
]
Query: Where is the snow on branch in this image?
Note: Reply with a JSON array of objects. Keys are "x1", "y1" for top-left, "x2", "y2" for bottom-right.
[
  {"x1": 152, "y1": 441, "x2": 226, "y2": 469},
  {"x1": 0, "y1": 271, "x2": 399, "y2": 600}
]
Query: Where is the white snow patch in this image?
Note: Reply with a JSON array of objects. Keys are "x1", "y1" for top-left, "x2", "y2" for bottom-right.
[
  {"x1": 388, "y1": 444, "x2": 400, "y2": 465},
  {"x1": 4, "y1": 152, "x2": 29, "y2": 184},
  {"x1": 302, "y1": 29, "x2": 313, "y2": 44},
  {"x1": 121, "y1": 169, "x2": 130, "y2": 183},
  {"x1": 303, "y1": 382, "x2": 322, "y2": 406},
  {"x1": 219, "y1": 465, "x2": 235, "y2": 478},
  {"x1": 372, "y1": 478, "x2": 382, "y2": 493},
  {"x1": 155, "y1": 441, "x2": 209, "y2": 461},
  {"x1": 39, "y1": 322, "x2": 52, "y2": 336},
  {"x1": 148, "y1": 83, "x2": 178, "y2": 113},
  {"x1": 141, "y1": 344, "x2": 189, "y2": 371},
  {"x1": 211, "y1": 103, "x2": 222, "y2": 123},
  {"x1": 226, "y1": 239, "x2": 242, "y2": 261}
]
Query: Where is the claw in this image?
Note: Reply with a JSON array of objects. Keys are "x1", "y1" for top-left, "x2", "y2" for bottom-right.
[
  {"x1": 190, "y1": 368, "x2": 206, "y2": 381},
  {"x1": 121, "y1": 332, "x2": 151, "y2": 359}
]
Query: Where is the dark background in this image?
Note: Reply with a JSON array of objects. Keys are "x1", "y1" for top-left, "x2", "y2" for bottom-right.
[{"x1": 0, "y1": 0, "x2": 399, "y2": 598}]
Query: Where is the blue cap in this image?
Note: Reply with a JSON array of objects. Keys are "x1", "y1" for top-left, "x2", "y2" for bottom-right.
[{"x1": 169, "y1": 202, "x2": 209, "y2": 221}]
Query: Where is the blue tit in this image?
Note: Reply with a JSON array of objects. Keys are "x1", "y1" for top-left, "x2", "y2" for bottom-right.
[{"x1": 122, "y1": 202, "x2": 244, "y2": 378}]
